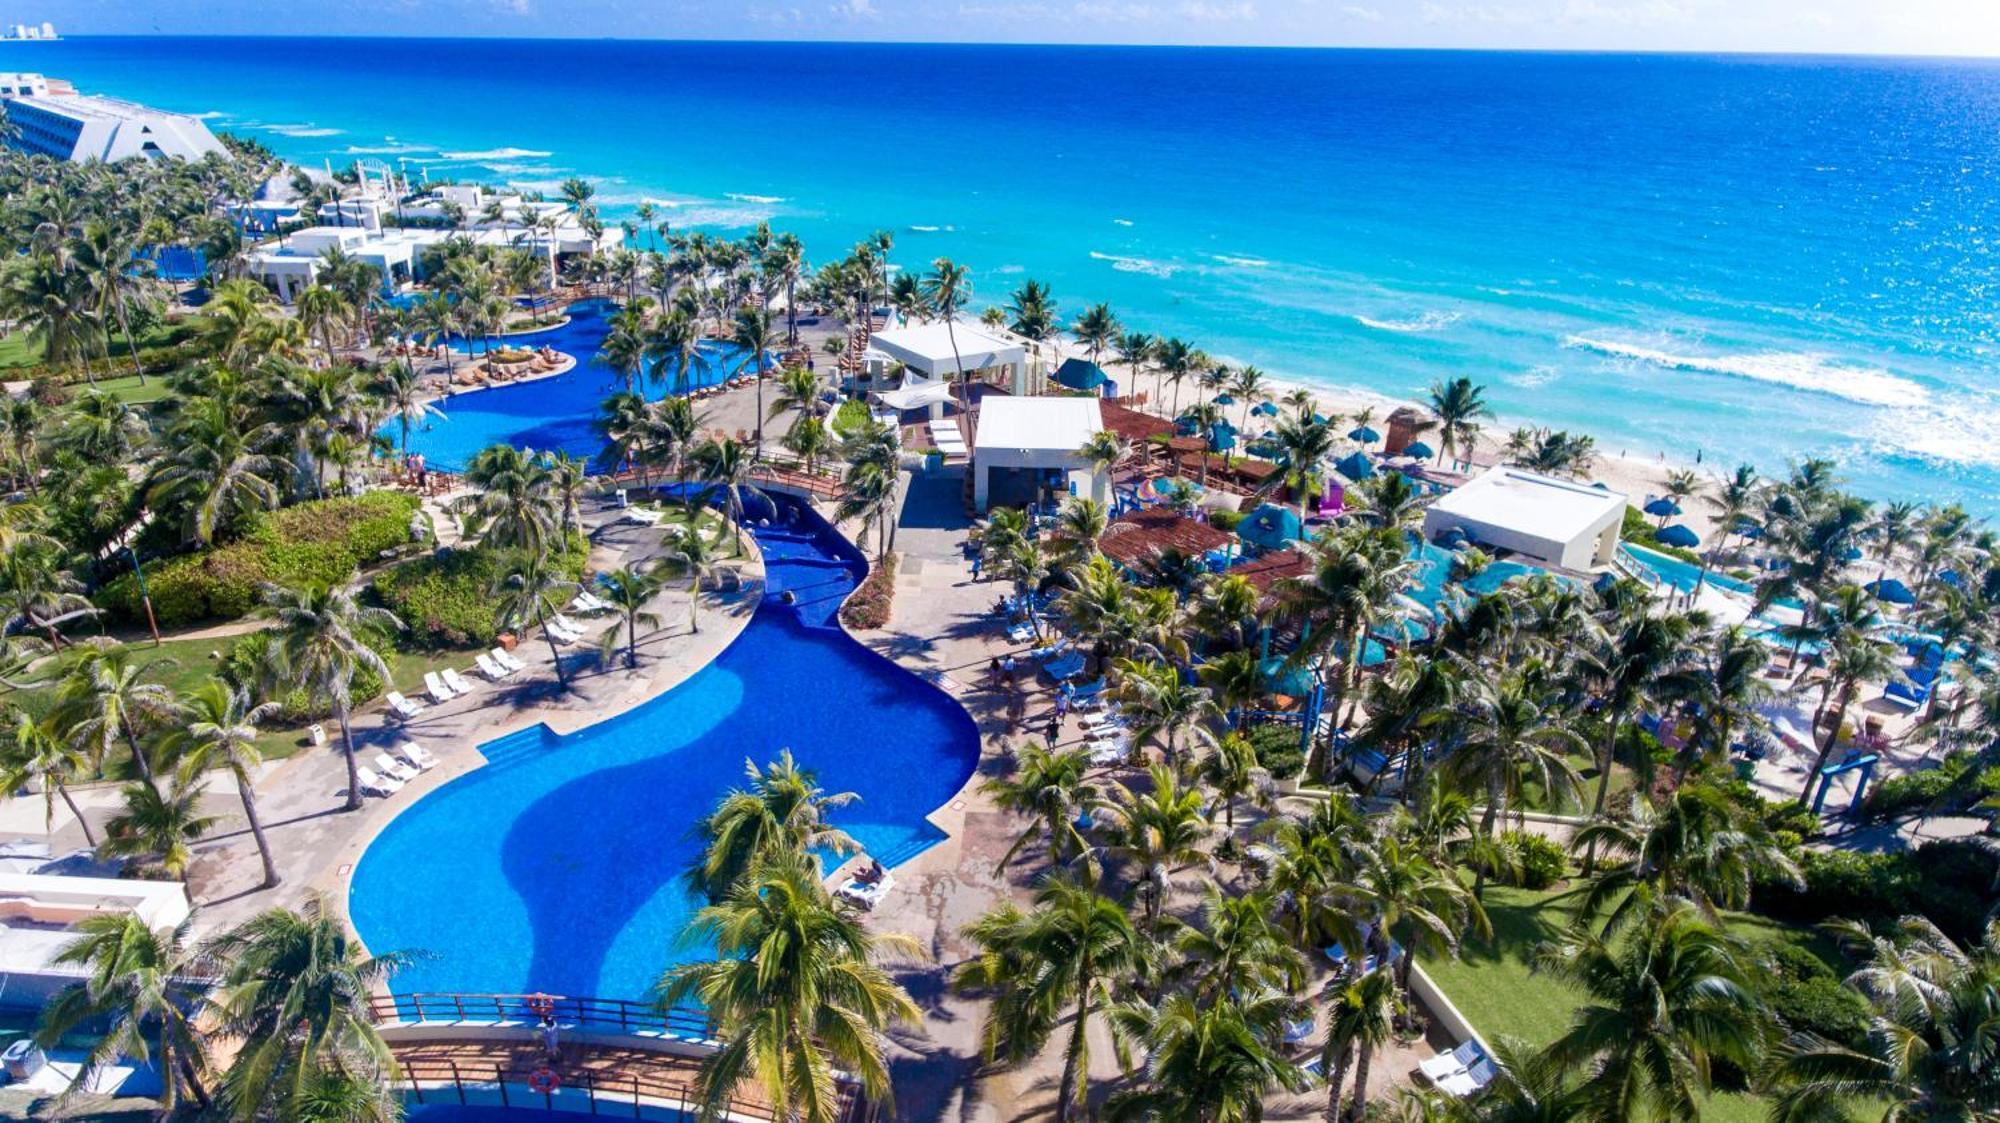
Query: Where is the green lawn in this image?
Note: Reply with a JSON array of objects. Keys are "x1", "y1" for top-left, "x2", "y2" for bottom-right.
[{"x1": 1419, "y1": 883, "x2": 1841, "y2": 1123}]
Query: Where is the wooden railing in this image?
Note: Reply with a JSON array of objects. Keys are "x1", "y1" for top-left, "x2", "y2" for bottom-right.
[
  {"x1": 370, "y1": 992, "x2": 715, "y2": 1040},
  {"x1": 395, "y1": 1055, "x2": 832, "y2": 1122}
]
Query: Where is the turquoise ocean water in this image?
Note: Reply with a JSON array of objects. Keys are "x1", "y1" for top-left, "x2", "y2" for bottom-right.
[{"x1": 17, "y1": 38, "x2": 2000, "y2": 514}]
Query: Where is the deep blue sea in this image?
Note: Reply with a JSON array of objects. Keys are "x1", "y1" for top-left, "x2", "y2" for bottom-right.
[{"x1": 19, "y1": 38, "x2": 2000, "y2": 514}]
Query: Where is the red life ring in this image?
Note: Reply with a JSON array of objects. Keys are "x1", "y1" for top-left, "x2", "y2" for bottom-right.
[
  {"x1": 527, "y1": 1067, "x2": 560, "y2": 1094},
  {"x1": 525, "y1": 993, "x2": 556, "y2": 1017}
]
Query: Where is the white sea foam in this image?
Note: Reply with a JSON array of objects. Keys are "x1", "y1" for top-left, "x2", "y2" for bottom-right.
[
  {"x1": 191, "y1": 111, "x2": 228, "y2": 120},
  {"x1": 1211, "y1": 254, "x2": 1271, "y2": 268},
  {"x1": 1564, "y1": 335, "x2": 1930, "y2": 409},
  {"x1": 1503, "y1": 365, "x2": 1560, "y2": 389},
  {"x1": 485, "y1": 162, "x2": 568, "y2": 177},
  {"x1": 1877, "y1": 394, "x2": 2000, "y2": 468},
  {"x1": 265, "y1": 124, "x2": 343, "y2": 138},
  {"x1": 1356, "y1": 310, "x2": 1463, "y2": 333},
  {"x1": 440, "y1": 147, "x2": 554, "y2": 161},
  {"x1": 1113, "y1": 218, "x2": 1135, "y2": 227},
  {"x1": 345, "y1": 143, "x2": 432, "y2": 155},
  {"x1": 1090, "y1": 251, "x2": 1178, "y2": 279},
  {"x1": 724, "y1": 192, "x2": 786, "y2": 205}
]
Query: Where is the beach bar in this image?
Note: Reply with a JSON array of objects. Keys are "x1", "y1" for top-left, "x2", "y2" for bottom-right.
[{"x1": 972, "y1": 396, "x2": 1106, "y2": 511}]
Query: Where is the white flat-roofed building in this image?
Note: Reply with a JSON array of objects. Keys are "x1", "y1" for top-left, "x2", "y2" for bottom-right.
[
  {"x1": 1, "y1": 77, "x2": 225, "y2": 163},
  {"x1": 246, "y1": 217, "x2": 619, "y2": 303},
  {"x1": 972, "y1": 396, "x2": 1106, "y2": 512},
  {"x1": 1423, "y1": 465, "x2": 1627, "y2": 570},
  {"x1": 0, "y1": 869, "x2": 191, "y2": 1008},
  {"x1": 866, "y1": 320, "x2": 1029, "y2": 398}
]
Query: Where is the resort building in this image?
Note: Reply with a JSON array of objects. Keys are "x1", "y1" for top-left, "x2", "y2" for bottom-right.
[
  {"x1": 0, "y1": 75, "x2": 226, "y2": 163},
  {"x1": 865, "y1": 320, "x2": 1030, "y2": 398},
  {"x1": 0, "y1": 866, "x2": 191, "y2": 1009},
  {"x1": 1422, "y1": 465, "x2": 1626, "y2": 570},
  {"x1": 971, "y1": 395, "x2": 1106, "y2": 511}
]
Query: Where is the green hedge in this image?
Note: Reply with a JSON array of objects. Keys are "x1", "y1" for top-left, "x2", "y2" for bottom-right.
[
  {"x1": 220, "y1": 628, "x2": 392, "y2": 722},
  {"x1": 1863, "y1": 751, "x2": 2000, "y2": 821},
  {"x1": 372, "y1": 534, "x2": 589, "y2": 649},
  {"x1": 1243, "y1": 722, "x2": 1304, "y2": 781},
  {"x1": 1754, "y1": 839, "x2": 1998, "y2": 944},
  {"x1": 100, "y1": 493, "x2": 422, "y2": 627}
]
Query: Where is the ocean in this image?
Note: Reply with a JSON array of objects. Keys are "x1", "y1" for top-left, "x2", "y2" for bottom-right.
[{"x1": 17, "y1": 37, "x2": 2000, "y2": 514}]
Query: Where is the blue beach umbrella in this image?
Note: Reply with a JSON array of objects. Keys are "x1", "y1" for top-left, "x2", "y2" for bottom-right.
[
  {"x1": 1403, "y1": 440, "x2": 1435, "y2": 461},
  {"x1": 1656, "y1": 523, "x2": 1701, "y2": 549},
  {"x1": 1214, "y1": 394, "x2": 1235, "y2": 406},
  {"x1": 1312, "y1": 413, "x2": 1330, "y2": 426},
  {"x1": 1239, "y1": 503, "x2": 1304, "y2": 550},
  {"x1": 1731, "y1": 519, "x2": 1763, "y2": 540},
  {"x1": 1643, "y1": 497, "x2": 1682, "y2": 518},
  {"x1": 1334, "y1": 451, "x2": 1375, "y2": 481},
  {"x1": 1348, "y1": 425, "x2": 1380, "y2": 444},
  {"x1": 1254, "y1": 401, "x2": 1279, "y2": 417},
  {"x1": 1866, "y1": 577, "x2": 1917, "y2": 605},
  {"x1": 1843, "y1": 545, "x2": 1865, "y2": 562}
]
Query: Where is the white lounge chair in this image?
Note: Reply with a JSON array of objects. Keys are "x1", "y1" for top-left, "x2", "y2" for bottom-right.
[
  {"x1": 571, "y1": 592, "x2": 608, "y2": 615},
  {"x1": 624, "y1": 507, "x2": 663, "y2": 525},
  {"x1": 553, "y1": 613, "x2": 586, "y2": 634},
  {"x1": 1437, "y1": 1059, "x2": 1495, "y2": 1098},
  {"x1": 1086, "y1": 741, "x2": 1127, "y2": 765},
  {"x1": 355, "y1": 766, "x2": 402, "y2": 797},
  {"x1": 374, "y1": 752, "x2": 419, "y2": 784},
  {"x1": 491, "y1": 647, "x2": 527, "y2": 672},
  {"x1": 1420, "y1": 1041, "x2": 1485, "y2": 1085},
  {"x1": 385, "y1": 692, "x2": 424, "y2": 719},
  {"x1": 423, "y1": 671, "x2": 456, "y2": 704},
  {"x1": 835, "y1": 872, "x2": 894, "y2": 911},
  {"x1": 442, "y1": 667, "x2": 478, "y2": 695},
  {"x1": 476, "y1": 653, "x2": 513, "y2": 681},
  {"x1": 399, "y1": 741, "x2": 440, "y2": 771},
  {"x1": 547, "y1": 621, "x2": 583, "y2": 644}
]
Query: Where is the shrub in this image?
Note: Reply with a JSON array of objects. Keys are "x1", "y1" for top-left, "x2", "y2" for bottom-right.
[
  {"x1": 1502, "y1": 830, "x2": 1568, "y2": 889},
  {"x1": 99, "y1": 493, "x2": 422, "y2": 628},
  {"x1": 839, "y1": 554, "x2": 896, "y2": 630},
  {"x1": 373, "y1": 535, "x2": 588, "y2": 650},
  {"x1": 831, "y1": 398, "x2": 872, "y2": 438},
  {"x1": 1754, "y1": 839, "x2": 1998, "y2": 944},
  {"x1": 220, "y1": 628, "x2": 391, "y2": 722},
  {"x1": 1864, "y1": 751, "x2": 2000, "y2": 821},
  {"x1": 1207, "y1": 509, "x2": 1246, "y2": 534},
  {"x1": 1244, "y1": 722, "x2": 1304, "y2": 781}
]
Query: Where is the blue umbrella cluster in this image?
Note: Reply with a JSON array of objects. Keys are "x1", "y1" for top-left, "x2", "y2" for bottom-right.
[
  {"x1": 1403, "y1": 440, "x2": 1435, "y2": 460},
  {"x1": 1866, "y1": 577, "x2": 1917, "y2": 605},
  {"x1": 1335, "y1": 451, "x2": 1375, "y2": 481},
  {"x1": 1643, "y1": 497, "x2": 1682, "y2": 518},
  {"x1": 1656, "y1": 523, "x2": 1701, "y2": 549},
  {"x1": 1348, "y1": 425, "x2": 1381, "y2": 443}
]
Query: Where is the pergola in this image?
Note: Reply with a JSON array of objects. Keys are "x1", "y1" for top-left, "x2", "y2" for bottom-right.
[{"x1": 867, "y1": 321, "x2": 1028, "y2": 397}]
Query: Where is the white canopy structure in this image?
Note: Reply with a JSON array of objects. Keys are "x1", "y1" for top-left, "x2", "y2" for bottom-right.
[
  {"x1": 1423, "y1": 465, "x2": 1627, "y2": 570},
  {"x1": 972, "y1": 397, "x2": 1106, "y2": 512},
  {"x1": 871, "y1": 380, "x2": 958, "y2": 413},
  {"x1": 868, "y1": 321, "x2": 1028, "y2": 394}
]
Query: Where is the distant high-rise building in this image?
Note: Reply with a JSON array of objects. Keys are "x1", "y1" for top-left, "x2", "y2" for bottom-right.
[{"x1": 0, "y1": 73, "x2": 226, "y2": 162}]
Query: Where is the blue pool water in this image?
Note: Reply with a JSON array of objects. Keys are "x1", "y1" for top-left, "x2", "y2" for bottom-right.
[
  {"x1": 348, "y1": 494, "x2": 980, "y2": 999},
  {"x1": 1404, "y1": 538, "x2": 1543, "y2": 611},
  {"x1": 383, "y1": 299, "x2": 752, "y2": 472},
  {"x1": 1619, "y1": 542, "x2": 1758, "y2": 596}
]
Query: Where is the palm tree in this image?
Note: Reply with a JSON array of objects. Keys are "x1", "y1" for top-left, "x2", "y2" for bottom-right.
[
  {"x1": 206, "y1": 896, "x2": 411, "y2": 1122},
  {"x1": 1768, "y1": 916, "x2": 2000, "y2": 1121},
  {"x1": 1269, "y1": 412, "x2": 1339, "y2": 519},
  {"x1": 1072, "y1": 302, "x2": 1120, "y2": 369},
  {"x1": 0, "y1": 708, "x2": 97, "y2": 846},
  {"x1": 1795, "y1": 621, "x2": 1899, "y2": 805},
  {"x1": 1437, "y1": 668, "x2": 1585, "y2": 889},
  {"x1": 657, "y1": 857, "x2": 921, "y2": 1123},
  {"x1": 692, "y1": 437, "x2": 763, "y2": 553},
  {"x1": 1112, "y1": 659, "x2": 1220, "y2": 765},
  {"x1": 955, "y1": 875, "x2": 1147, "y2": 1123},
  {"x1": 1167, "y1": 887, "x2": 1308, "y2": 1001},
  {"x1": 1667, "y1": 624, "x2": 1772, "y2": 782},
  {"x1": 491, "y1": 551, "x2": 581, "y2": 691},
  {"x1": 1573, "y1": 608, "x2": 1695, "y2": 831},
  {"x1": 1571, "y1": 785, "x2": 1801, "y2": 935},
  {"x1": 594, "y1": 563, "x2": 668, "y2": 668},
  {"x1": 36, "y1": 914, "x2": 212, "y2": 1112},
  {"x1": 1103, "y1": 764, "x2": 1213, "y2": 927},
  {"x1": 371, "y1": 361, "x2": 442, "y2": 462},
  {"x1": 685, "y1": 750, "x2": 859, "y2": 903},
  {"x1": 982, "y1": 742, "x2": 1101, "y2": 874},
  {"x1": 461, "y1": 443, "x2": 560, "y2": 556},
  {"x1": 169, "y1": 681, "x2": 283, "y2": 889},
  {"x1": 733, "y1": 306, "x2": 777, "y2": 457},
  {"x1": 262, "y1": 582, "x2": 403, "y2": 811},
  {"x1": 1321, "y1": 966, "x2": 1400, "y2": 1122},
  {"x1": 1425, "y1": 376, "x2": 1492, "y2": 468},
  {"x1": 1355, "y1": 833, "x2": 1488, "y2": 1016},
  {"x1": 600, "y1": 389, "x2": 655, "y2": 485},
  {"x1": 52, "y1": 646, "x2": 176, "y2": 796},
  {"x1": 1533, "y1": 900, "x2": 1769, "y2": 1122},
  {"x1": 921, "y1": 257, "x2": 972, "y2": 407},
  {"x1": 1105, "y1": 993, "x2": 1311, "y2": 1123},
  {"x1": 1116, "y1": 331, "x2": 1156, "y2": 406},
  {"x1": 1195, "y1": 729, "x2": 1268, "y2": 831},
  {"x1": 146, "y1": 395, "x2": 284, "y2": 547},
  {"x1": 75, "y1": 218, "x2": 159, "y2": 384},
  {"x1": 660, "y1": 522, "x2": 724, "y2": 633},
  {"x1": 99, "y1": 776, "x2": 218, "y2": 882}
]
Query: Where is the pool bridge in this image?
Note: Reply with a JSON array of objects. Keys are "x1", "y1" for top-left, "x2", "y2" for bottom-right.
[{"x1": 374, "y1": 992, "x2": 871, "y2": 1122}]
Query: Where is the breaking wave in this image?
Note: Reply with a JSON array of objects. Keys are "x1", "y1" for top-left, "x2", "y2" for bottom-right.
[
  {"x1": 265, "y1": 124, "x2": 343, "y2": 138},
  {"x1": 724, "y1": 192, "x2": 786, "y2": 205},
  {"x1": 440, "y1": 147, "x2": 554, "y2": 161},
  {"x1": 1356, "y1": 310, "x2": 1463, "y2": 333},
  {"x1": 1089, "y1": 251, "x2": 1178, "y2": 279},
  {"x1": 1211, "y1": 254, "x2": 1271, "y2": 268},
  {"x1": 1563, "y1": 335, "x2": 1929, "y2": 409}
]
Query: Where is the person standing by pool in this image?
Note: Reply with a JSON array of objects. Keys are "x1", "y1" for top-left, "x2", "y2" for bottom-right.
[{"x1": 540, "y1": 1013, "x2": 559, "y2": 1062}]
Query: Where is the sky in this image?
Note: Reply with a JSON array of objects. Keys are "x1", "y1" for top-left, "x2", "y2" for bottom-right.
[{"x1": 27, "y1": 0, "x2": 2000, "y2": 56}]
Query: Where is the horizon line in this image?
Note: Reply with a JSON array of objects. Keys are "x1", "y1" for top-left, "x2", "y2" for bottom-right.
[{"x1": 35, "y1": 32, "x2": 2000, "y2": 62}]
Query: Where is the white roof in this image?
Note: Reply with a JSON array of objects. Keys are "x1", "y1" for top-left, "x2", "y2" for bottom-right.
[
  {"x1": 975, "y1": 396, "x2": 1103, "y2": 454},
  {"x1": 1430, "y1": 466, "x2": 1626, "y2": 544},
  {"x1": 872, "y1": 381, "x2": 957, "y2": 412},
  {"x1": 869, "y1": 320, "x2": 1024, "y2": 377}
]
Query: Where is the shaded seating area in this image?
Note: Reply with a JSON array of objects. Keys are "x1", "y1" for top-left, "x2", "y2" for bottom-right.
[{"x1": 1099, "y1": 508, "x2": 1236, "y2": 574}]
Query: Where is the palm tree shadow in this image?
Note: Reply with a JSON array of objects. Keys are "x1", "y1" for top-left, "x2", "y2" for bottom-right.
[{"x1": 1458, "y1": 882, "x2": 1589, "y2": 968}]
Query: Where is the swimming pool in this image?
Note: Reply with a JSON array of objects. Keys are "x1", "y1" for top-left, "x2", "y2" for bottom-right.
[
  {"x1": 348, "y1": 493, "x2": 981, "y2": 1000},
  {"x1": 1403, "y1": 538, "x2": 1543, "y2": 611},
  {"x1": 1619, "y1": 542, "x2": 1760, "y2": 596},
  {"x1": 385, "y1": 299, "x2": 752, "y2": 472}
]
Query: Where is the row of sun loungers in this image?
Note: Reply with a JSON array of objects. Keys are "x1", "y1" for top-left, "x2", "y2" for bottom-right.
[
  {"x1": 1419, "y1": 1040, "x2": 1496, "y2": 1097},
  {"x1": 355, "y1": 740, "x2": 442, "y2": 798}
]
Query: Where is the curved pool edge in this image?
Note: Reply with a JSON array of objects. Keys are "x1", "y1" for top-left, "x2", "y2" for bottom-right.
[{"x1": 334, "y1": 527, "x2": 769, "y2": 954}]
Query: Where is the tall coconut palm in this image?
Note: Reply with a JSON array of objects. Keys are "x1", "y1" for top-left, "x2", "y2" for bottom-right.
[
  {"x1": 262, "y1": 582, "x2": 403, "y2": 812},
  {"x1": 921, "y1": 257, "x2": 972, "y2": 407},
  {"x1": 1269, "y1": 413, "x2": 1340, "y2": 520},
  {"x1": 657, "y1": 856, "x2": 921, "y2": 1123},
  {"x1": 1116, "y1": 331, "x2": 1156, "y2": 406},
  {"x1": 98, "y1": 776, "x2": 218, "y2": 882},
  {"x1": 1666, "y1": 624, "x2": 1772, "y2": 783},
  {"x1": 599, "y1": 389, "x2": 655, "y2": 485},
  {"x1": 1320, "y1": 966, "x2": 1401, "y2": 1122},
  {"x1": 733, "y1": 306, "x2": 778, "y2": 457},
  {"x1": 684, "y1": 750, "x2": 859, "y2": 903},
  {"x1": 1425, "y1": 376, "x2": 1492, "y2": 468},
  {"x1": 36, "y1": 913, "x2": 212, "y2": 1112},
  {"x1": 1436, "y1": 667, "x2": 1584, "y2": 890},
  {"x1": 52, "y1": 646, "x2": 176, "y2": 796},
  {"x1": 146, "y1": 394, "x2": 285, "y2": 547},
  {"x1": 1354, "y1": 833, "x2": 1488, "y2": 1016},
  {"x1": 1103, "y1": 764, "x2": 1213, "y2": 927},
  {"x1": 1167, "y1": 887, "x2": 1308, "y2": 1001},
  {"x1": 1573, "y1": 607, "x2": 1696, "y2": 833},
  {"x1": 692, "y1": 436, "x2": 763, "y2": 553},
  {"x1": 1072, "y1": 302, "x2": 1120, "y2": 369},
  {"x1": 1112, "y1": 659, "x2": 1220, "y2": 765},
  {"x1": 1570, "y1": 784, "x2": 1800, "y2": 935},
  {"x1": 1795, "y1": 621, "x2": 1899, "y2": 805},
  {"x1": 75, "y1": 218, "x2": 159, "y2": 384},
  {"x1": 461, "y1": 443, "x2": 560, "y2": 556},
  {"x1": 169, "y1": 681, "x2": 283, "y2": 889},
  {"x1": 0, "y1": 707, "x2": 98, "y2": 846},
  {"x1": 370, "y1": 361, "x2": 442, "y2": 462},
  {"x1": 956, "y1": 875, "x2": 1147, "y2": 1123},
  {"x1": 1105, "y1": 992, "x2": 1311, "y2": 1123},
  {"x1": 982, "y1": 742, "x2": 1101, "y2": 875},
  {"x1": 1533, "y1": 900, "x2": 1769, "y2": 1122},
  {"x1": 594, "y1": 563, "x2": 669, "y2": 669},
  {"x1": 491, "y1": 551, "x2": 581, "y2": 691},
  {"x1": 206, "y1": 895, "x2": 411, "y2": 1123}
]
